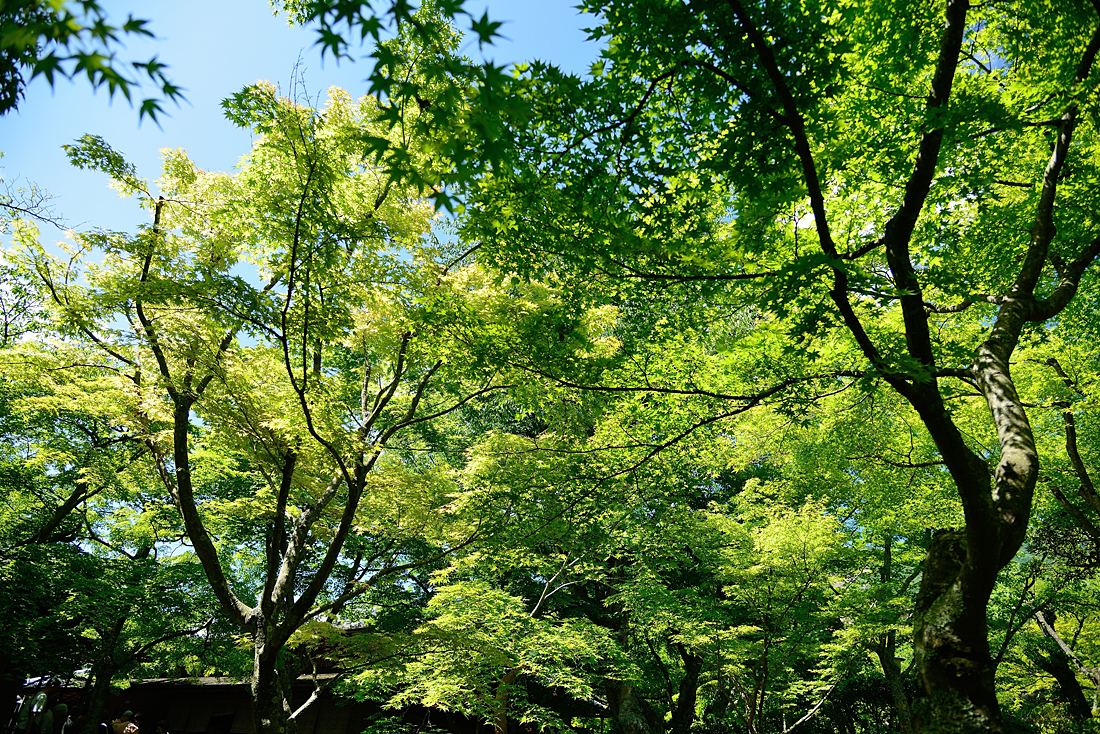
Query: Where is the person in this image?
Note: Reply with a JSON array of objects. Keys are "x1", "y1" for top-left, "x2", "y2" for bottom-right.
[
  {"x1": 12, "y1": 696, "x2": 32, "y2": 734},
  {"x1": 34, "y1": 708, "x2": 52, "y2": 734},
  {"x1": 123, "y1": 714, "x2": 139, "y2": 734},
  {"x1": 26, "y1": 682, "x2": 57, "y2": 734},
  {"x1": 46, "y1": 705, "x2": 67, "y2": 734},
  {"x1": 111, "y1": 712, "x2": 132, "y2": 734},
  {"x1": 59, "y1": 707, "x2": 79, "y2": 734}
]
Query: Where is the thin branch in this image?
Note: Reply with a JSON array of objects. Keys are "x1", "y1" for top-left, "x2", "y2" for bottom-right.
[
  {"x1": 725, "y1": 0, "x2": 904, "y2": 395},
  {"x1": 1035, "y1": 610, "x2": 1100, "y2": 690},
  {"x1": 308, "y1": 522, "x2": 484, "y2": 619},
  {"x1": 783, "y1": 678, "x2": 839, "y2": 733},
  {"x1": 120, "y1": 618, "x2": 215, "y2": 667},
  {"x1": 443, "y1": 242, "x2": 483, "y2": 274},
  {"x1": 512, "y1": 366, "x2": 864, "y2": 403},
  {"x1": 968, "y1": 117, "x2": 1063, "y2": 139},
  {"x1": 993, "y1": 561, "x2": 1041, "y2": 666},
  {"x1": 924, "y1": 294, "x2": 1007, "y2": 313},
  {"x1": 401, "y1": 382, "x2": 511, "y2": 427},
  {"x1": 848, "y1": 453, "x2": 946, "y2": 469}
]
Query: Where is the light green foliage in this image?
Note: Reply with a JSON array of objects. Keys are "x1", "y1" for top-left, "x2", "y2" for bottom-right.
[
  {"x1": 0, "y1": 335, "x2": 241, "y2": 716},
  {"x1": 395, "y1": 344, "x2": 890, "y2": 732},
  {"x1": 5, "y1": 1, "x2": 1100, "y2": 731},
  {"x1": 1, "y1": 66, "x2": 628, "y2": 734},
  {"x1": 615, "y1": 497, "x2": 857, "y2": 731},
  {"x1": 365, "y1": 579, "x2": 617, "y2": 730}
]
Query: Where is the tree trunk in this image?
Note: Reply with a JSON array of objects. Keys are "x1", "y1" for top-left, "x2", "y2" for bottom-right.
[
  {"x1": 702, "y1": 671, "x2": 729, "y2": 721},
  {"x1": 1032, "y1": 649, "x2": 1092, "y2": 721},
  {"x1": 251, "y1": 628, "x2": 296, "y2": 734},
  {"x1": 1032, "y1": 610, "x2": 1097, "y2": 721},
  {"x1": 875, "y1": 534, "x2": 915, "y2": 734},
  {"x1": 669, "y1": 645, "x2": 702, "y2": 734},
  {"x1": 492, "y1": 669, "x2": 520, "y2": 734},
  {"x1": 605, "y1": 682, "x2": 662, "y2": 734},
  {"x1": 80, "y1": 663, "x2": 117, "y2": 734},
  {"x1": 874, "y1": 631, "x2": 915, "y2": 734},
  {"x1": 903, "y1": 310, "x2": 1040, "y2": 734},
  {"x1": 79, "y1": 613, "x2": 126, "y2": 734},
  {"x1": 910, "y1": 530, "x2": 1001, "y2": 734}
]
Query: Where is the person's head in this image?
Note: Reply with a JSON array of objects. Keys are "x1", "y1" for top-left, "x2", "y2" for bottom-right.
[
  {"x1": 120, "y1": 712, "x2": 133, "y2": 722},
  {"x1": 53, "y1": 705, "x2": 67, "y2": 720}
]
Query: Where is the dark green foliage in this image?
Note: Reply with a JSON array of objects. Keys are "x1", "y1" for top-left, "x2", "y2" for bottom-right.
[{"x1": 0, "y1": 0, "x2": 181, "y2": 120}]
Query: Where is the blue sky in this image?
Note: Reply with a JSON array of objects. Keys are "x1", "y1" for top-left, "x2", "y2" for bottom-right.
[{"x1": 0, "y1": 0, "x2": 602, "y2": 244}]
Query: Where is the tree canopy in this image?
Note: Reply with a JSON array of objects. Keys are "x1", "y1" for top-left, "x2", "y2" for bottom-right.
[{"x1": 5, "y1": 2, "x2": 1100, "y2": 734}]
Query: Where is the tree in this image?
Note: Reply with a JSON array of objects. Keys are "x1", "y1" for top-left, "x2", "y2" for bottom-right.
[
  {"x1": 347, "y1": 359, "x2": 883, "y2": 734},
  {"x1": 294, "y1": 0, "x2": 1100, "y2": 730},
  {"x1": 6, "y1": 1, "x2": 1100, "y2": 730},
  {"x1": 8, "y1": 74, "x2": 612, "y2": 734},
  {"x1": 0, "y1": 336, "x2": 240, "y2": 731}
]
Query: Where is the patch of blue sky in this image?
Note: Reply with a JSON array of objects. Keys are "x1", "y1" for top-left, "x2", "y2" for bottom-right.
[{"x1": 1, "y1": 0, "x2": 603, "y2": 250}]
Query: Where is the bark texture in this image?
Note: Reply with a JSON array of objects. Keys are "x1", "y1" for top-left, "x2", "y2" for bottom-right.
[
  {"x1": 911, "y1": 530, "x2": 1000, "y2": 733},
  {"x1": 492, "y1": 668, "x2": 520, "y2": 734},
  {"x1": 605, "y1": 682, "x2": 662, "y2": 734}
]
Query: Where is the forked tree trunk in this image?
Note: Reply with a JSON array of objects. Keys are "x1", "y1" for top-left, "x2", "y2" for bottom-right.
[
  {"x1": 80, "y1": 610, "x2": 128, "y2": 734},
  {"x1": 875, "y1": 536, "x2": 914, "y2": 734},
  {"x1": 875, "y1": 630, "x2": 914, "y2": 734},
  {"x1": 904, "y1": 303, "x2": 1042, "y2": 733}
]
